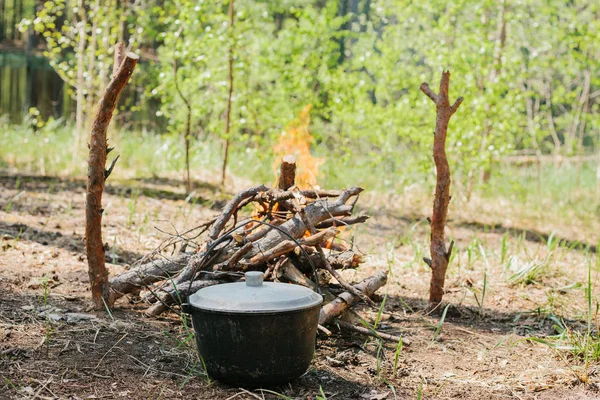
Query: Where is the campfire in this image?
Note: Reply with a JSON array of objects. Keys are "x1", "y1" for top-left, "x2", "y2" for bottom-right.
[{"x1": 107, "y1": 155, "x2": 389, "y2": 338}]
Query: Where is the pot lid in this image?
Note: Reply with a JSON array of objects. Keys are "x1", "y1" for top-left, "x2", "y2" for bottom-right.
[{"x1": 188, "y1": 271, "x2": 323, "y2": 313}]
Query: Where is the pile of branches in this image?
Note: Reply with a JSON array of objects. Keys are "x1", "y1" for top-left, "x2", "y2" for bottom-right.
[{"x1": 108, "y1": 156, "x2": 389, "y2": 334}]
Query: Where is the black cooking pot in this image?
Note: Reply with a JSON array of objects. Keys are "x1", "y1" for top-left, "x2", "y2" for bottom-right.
[{"x1": 183, "y1": 271, "x2": 323, "y2": 386}]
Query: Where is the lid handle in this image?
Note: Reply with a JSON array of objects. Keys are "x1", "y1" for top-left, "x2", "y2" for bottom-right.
[{"x1": 245, "y1": 271, "x2": 264, "y2": 287}]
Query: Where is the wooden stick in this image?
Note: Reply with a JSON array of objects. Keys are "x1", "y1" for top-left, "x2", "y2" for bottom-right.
[
  {"x1": 293, "y1": 251, "x2": 365, "y2": 274},
  {"x1": 208, "y1": 185, "x2": 269, "y2": 241},
  {"x1": 254, "y1": 189, "x2": 344, "y2": 204},
  {"x1": 111, "y1": 184, "x2": 369, "y2": 316},
  {"x1": 277, "y1": 155, "x2": 297, "y2": 213},
  {"x1": 335, "y1": 320, "x2": 404, "y2": 344},
  {"x1": 220, "y1": 0, "x2": 235, "y2": 185},
  {"x1": 146, "y1": 279, "x2": 220, "y2": 316},
  {"x1": 86, "y1": 51, "x2": 138, "y2": 309},
  {"x1": 244, "y1": 222, "x2": 277, "y2": 243},
  {"x1": 319, "y1": 270, "x2": 387, "y2": 325},
  {"x1": 420, "y1": 71, "x2": 463, "y2": 306},
  {"x1": 109, "y1": 254, "x2": 188, "y2": 301},
  {"x1": 112, "y1": 42, "x2": 125, "y2": 78},
  {"x1": 276, "y1": 259, "x2": 319, "y2": 291},
  {"x1": 154, "y1": 187, "x2": 361, "y2": 298},
  {"x1": 236, "y1": 187, "x2": 362, "y2": 262},
  {"x1": 246, "y1": 227, "x2": 339, "y2": 266},
  {"x1": 155, "y1": 195, "x2": 352, "y2": 296},
  {"x1": 315, "y1": 214, "x2": 369, "y2": 229},
  {"x1": 278, "y1": 155, "x2": 297, "y2": 190},
  {"x1": 226, "y1": 242, "x2": 253, "y2": 269},
  {"x1": 298, "y1": 208, "x2": 375, "y2": 307}
]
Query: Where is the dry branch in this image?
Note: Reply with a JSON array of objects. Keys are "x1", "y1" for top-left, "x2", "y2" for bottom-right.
[
  {"x1": 109, "y1": 254, "x2": 188, "y2": 301},
  {"x1": 299, "y1": 208, "x2": 375, "y2": 307},
  {"x1": 208, "y1": 185, "x2": 269, "y2": 241},
  {"x1": 335, "y1": 320, "x2": 403, "y2": 344},
  {"x1": 255, "y1": 189, "x2": 343, "y2": 203},
  {"x1": 278, "y1": 155, "x2": 297, "y2": 190},
  {"x1": 277, "y1": 154, "x2": 297, "y2": 213},
  {"x1": 86, "y1": 51, "x2": 138, "y2": 309},
  {"x1": 319, "y1": 271, "x2": 388, "y2": 325},
  {"x1": 246, "y1": 227, "x2": 339, "y2": 267},
  {"x1": 239, "y1": 186, "x2": 362, "y2": 262},
  {"x1": 129, "y1": 186, "x2": 364, "y2": 306},
  {"x1": 112, "y1": 43, "x2": 125, "y2": 78},
  {"x1": 293, "y1": 250, "x2": 365, "y2": 274},
  {"x1": 146, "y1": 279, "x2": 220, "y2": 316},
  {"x1": 315, "y1": 214, "x2": 370, "y2": 229},
  {"x1": 107, "y1": 156, "x2": 379, "y2": 325},
  {"x1": 277, "y1": 260, "x2": 319, "y2": 291},
  {"x1": 420, "y1": 70, "x2": 463, "y2": 306}
]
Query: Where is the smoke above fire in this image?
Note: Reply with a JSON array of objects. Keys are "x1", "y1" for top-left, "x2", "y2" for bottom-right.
[{"x1": 273, "y1": 105, "x2": 323, "y2": 189}]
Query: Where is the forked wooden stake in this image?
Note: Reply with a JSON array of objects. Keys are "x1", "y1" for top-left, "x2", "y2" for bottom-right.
[
  {"x1": 86, "y1": 50, "x2": 138, "y2": 310},
  {"x1": 420, "y1": 71, "x2": 463, "y2": 306}
]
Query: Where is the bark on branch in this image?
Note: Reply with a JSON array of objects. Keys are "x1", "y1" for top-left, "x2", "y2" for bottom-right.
[
  {"x1": 109, "y1": 254, "x2": 188, "y2": 301},
  {"x1": 278, "y1": 155, "x2": 297, "y2": 190},
  {"x1": 319, "y1": 271, "x2": 388, "y2": 325},
  {"x1": 420, "y1": 70, "x2": 463, "y2": 306},
  {"x1": 245, "y1": 227, "x2": 339, "y2": 267},
  {"x1": 86, "y1": 51, "x2": 138, "y2": 310},
  {"x1": 208, "y1": 185, "x2": 269, "y2": 241},
  {"x1": 146, "y1": 279, "x2": 221, "y2": 317},
  {"x1": 141, "y1": 187, "x2": 364, "y2": 303}
]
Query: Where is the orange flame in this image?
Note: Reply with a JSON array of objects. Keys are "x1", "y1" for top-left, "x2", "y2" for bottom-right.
[{"x1": 273, "y1": 105, "x2": 323, "y2": 189}]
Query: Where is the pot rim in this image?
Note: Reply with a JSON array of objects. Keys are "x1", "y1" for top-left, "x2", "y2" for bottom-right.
[{"x1": 183, "y1": 300, "x2": 323, "y2": 315}]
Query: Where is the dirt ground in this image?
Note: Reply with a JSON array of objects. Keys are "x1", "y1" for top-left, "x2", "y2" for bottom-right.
[{"x1": 1, "y1": 173, "x2": 599, "y2": 399}]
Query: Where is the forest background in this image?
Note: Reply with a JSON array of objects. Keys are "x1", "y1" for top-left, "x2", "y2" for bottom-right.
[{"x1": 0, "y1": 0, "x2": 598, "y2": 207}]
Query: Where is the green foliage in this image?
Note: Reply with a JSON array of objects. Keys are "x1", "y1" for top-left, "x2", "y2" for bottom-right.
[
  {"x1": 19, "y1": 0, "x2": 144, "y2": 126},
  {"x1": 392, "y1": 335, "x2": 403, "y2": 375},
  {"x1": 136, "y1": 0, "x2": 598, "y2": 189},
  {"x1": 4, "y1": 0, "x2": 600, "y2": 194},
  {"x1": 433, "y1": 303, "x2": 451, "y2": 340}
]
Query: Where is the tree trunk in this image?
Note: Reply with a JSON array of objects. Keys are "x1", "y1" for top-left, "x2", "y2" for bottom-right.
[
  {"x1": 596, "y1": 140, "x2": 600, "y2": 196},
  {"x1": 85, "y1": 0, "x2": 99, "y2": 134},
  {"x1": 490, "y1": 0, "x2": 506, "y2": 83},
  {"x1": 544, "y1": 81, "x2": 562, "y2": 161},
  {"x1": 86, "y1": 52, "x2": 139, "y2": 310},
  {"x1": 420, "y1": 71, "x2": 463, "y2": 306},
  {"x1": 481, "y1": 0, "x2": 506, "y2": 183},
  {"x1": 74, "y1": 0, "x2": 86, "y2": 153},
  {"x1": 575, "y1": 70, "x2": 591, "y2": 185},
  {"x1": 221, "y1": 0, "x2": 235, "y2": 185},
  {"x1": 173, "y1": 59, "x2": 193, "y2": 193}
]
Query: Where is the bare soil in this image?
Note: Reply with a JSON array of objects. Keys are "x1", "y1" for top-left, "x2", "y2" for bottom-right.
[{"x1": 1, "y1": 173, "x2": 599, "y2": 399}]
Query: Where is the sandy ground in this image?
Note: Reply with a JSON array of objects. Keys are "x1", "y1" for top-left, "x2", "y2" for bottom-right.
[{"x1": 1, "y1": 173, "x2": 599, "y2": 399}]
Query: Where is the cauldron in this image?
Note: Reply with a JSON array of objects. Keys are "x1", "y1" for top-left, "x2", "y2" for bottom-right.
[{"x1": 183, "y1": 271, "x2": 323, "y2": 386}]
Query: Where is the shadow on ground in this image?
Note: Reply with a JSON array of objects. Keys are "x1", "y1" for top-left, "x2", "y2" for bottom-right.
[
  {"x1": 0, "y1": 220, "x2": 142, "y2": 265},
  {"x1": 457, "y1": 220, "x2": 597, "y2": 254},
  {"x1": 0, "y1": 173, "x2": 229, "y2": 210},
  {"x1": 0, "y1": 290, "x2": 377, "y2": 400},
  {"x1": 378, "y1": 293, "x2": 590, "y2": 339}
]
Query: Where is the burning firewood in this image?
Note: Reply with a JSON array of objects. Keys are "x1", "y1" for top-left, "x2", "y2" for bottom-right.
[{"x1": 108, "y1": 156, "x2": 389, "y2": 340}]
